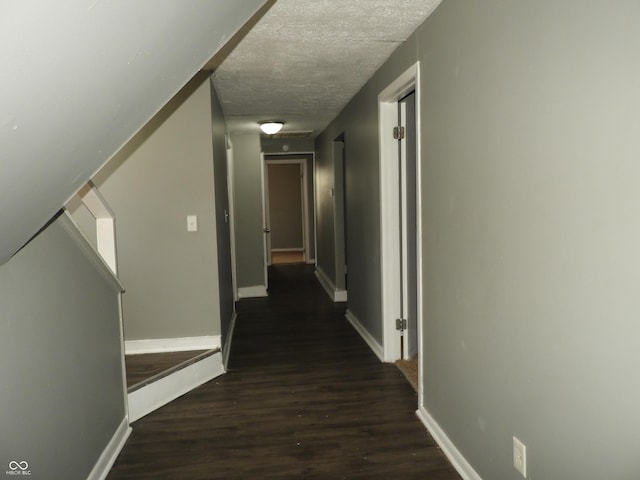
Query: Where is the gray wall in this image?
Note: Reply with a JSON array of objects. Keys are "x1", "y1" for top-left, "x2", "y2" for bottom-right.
[
  {"x1": 419, "y1": 1, "x2": 640, "y2": 478},
  {"x1": 262, "y1": 137, "x2": 315, "y2": 154},
  {"x1": 0, "y1": 214, "x2": 125, "y2": 479},
  {"x1": 314, "y1": 140, "x2": 337, "y2": 284},
  {"x1": 332, "y1": 141, "x2": 346, "y2": 291},
  {"x1": 316, "y1": 1, "x2": 640, "y2": 478},
  {"x1": 230, "y1": 131, "x2": 266, "y2": 290},
  {"x1": 95, "y1": 78, "x2": 222, "y2": 341},
  {"x1": 209, "y1": 79, "x2": 235, "y2": 346},
  {"x1": 315, "y1": 39, "x2": 416, "y2": 339},
  {"x1": 268, "y1": 163, "x2": 304, "y2": 250}
]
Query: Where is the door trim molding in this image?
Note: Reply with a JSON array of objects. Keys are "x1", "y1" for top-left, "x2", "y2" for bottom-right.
[
  {"x1": 378, "y1": 63, "x2": 422, "y2": 369},
  {"x1": 226, "y1": 137, "x2": 239, "y2": 301},
  {"x1": 260, "y1": 152, "x2": 271, "y2": 275},
  {"x1": 264, "y1": 155, "x2": 313, "y2": 264}
]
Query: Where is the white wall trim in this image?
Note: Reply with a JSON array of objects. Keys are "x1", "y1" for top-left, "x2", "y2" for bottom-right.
[
  {"x1": 378, "y1": 62, "x2": 419, "y2": 363},
  {"x1": 128, "y1": 351, "x2": 225, "y2": 422},
  {"x1": 416, "y1": 406, "x2": 482, "y2": 480},
  {"x1": 414, "y1": 64, "x2": 425, "y2": 404},
  {"x1": 264, "y1": 158, "x2": 309, "y2": 258},
  {"x1": 124, "y1": 335, "x2": 221, "y2": 355},
  {"x1": 334, "y1": 289, "x2": 348, "y2": 302},
  {"x1": 315, "y1": 267, "x2": 333, "y2": 298},
  {"x1": 226, "y1": 138, "x2": 239, "y2": 302},
  {"x1": 314, "y1": 267, "x2": 348, "y2": 302},
  {"x1": 86, "y1": 417, "x2": 132, "y2": 480},
  {"x1": 264, "y1": 154, "x2": 315, "y2": 264},
  {"x1": 237, "y1": 285, "x2": 268, "y2": 298},
  {"x1": 345, "y1": 310, "x2": 384, "y2": 362},
  {"x1": 261, "y1": 151, "x2": 272, "y2": 271},
  {"x1": 222, "y1": 312, "x2": 237, "y2": 369}
]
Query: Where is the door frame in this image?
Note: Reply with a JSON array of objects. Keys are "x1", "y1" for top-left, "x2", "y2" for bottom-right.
[
  {"x1": 332, "y1": 138, "x2": 347, "y2": 294},
  {"x1": 225, "y1": 135, "x2": 239, "y2": 301},
  {"x1": 378, "y1": 62, "x2": 423, "y2": 391},
  {"x1": 260, "y1": 153, "x2": 269, "y2": 288},
  {"x1": 264, "y1": 155, "x2": 313, "y2": 264}
]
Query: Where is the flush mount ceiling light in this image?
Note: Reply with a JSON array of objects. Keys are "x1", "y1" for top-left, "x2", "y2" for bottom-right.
[{"x1": 259, "y1": 121, "x2": 284, "y2": 135}]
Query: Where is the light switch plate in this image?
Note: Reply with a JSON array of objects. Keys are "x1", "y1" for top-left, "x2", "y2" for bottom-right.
[
  {"x1": 513, "y1": 436, "x2": 527, "y2": 477},
  {"x1": 187, "y1": 215, "x2": 198, "y2": 232}
]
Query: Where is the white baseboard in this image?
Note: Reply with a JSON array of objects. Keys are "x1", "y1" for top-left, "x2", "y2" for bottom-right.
[
  {"x1": 334, "y1": 289, "x2": 348, "y2": 302},
  {"x1": 237, "y1": 285, "x2": 268, "y2": 298},
  {"x1": 128, "y1": 351, "x2": 225, "y2": 422},
  {"x1": 314, "y1": 267, "x2": 334, "y2": 298},
  {"x1": 306, "y1": 257, "x2": 316, "y2": 265},
  {"x1": 271, "y1": 247, "x2": 304, "y2": 252},
  {"x1": 416, "y1": 406, "x2": 482, "y2": 480},
  {"x1": 314, "y1": 267, "x2": 348, "y2": 303},
  {"x1": 222, "y1": 312, "x2": 237, "y2": 369},
  {"x1": 86, "y1": 417, "x2": 132, "y2": 480},
  {"x1": 345, "y1": 310, "x2": 384, "y2": 361},
  {"x1": 124, "y1": 335, "x2": 221, "y2": 355}
]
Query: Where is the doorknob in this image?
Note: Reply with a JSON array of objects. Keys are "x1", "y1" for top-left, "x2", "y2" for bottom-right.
[{"x1": 263, "y1": 228, "x2": 271, "y2": 233}]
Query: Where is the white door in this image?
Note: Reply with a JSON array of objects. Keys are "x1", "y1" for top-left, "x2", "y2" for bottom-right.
[
  {"x1": 379, "y1": 65, "x2": 422, "y2": 400},
  {"x1": 399, "y1": 91, "x2": 418, "y2": 360},
  {"x1": 260, "y1": 153, "x2": 270, "y2": 286},
  {"x1": 267, "y1": 161, "x2": 305, "y2": 260}
]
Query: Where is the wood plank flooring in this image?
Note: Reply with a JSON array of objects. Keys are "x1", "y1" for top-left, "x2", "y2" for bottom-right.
[
  {"x1": 125, "y1": 350, "x2": 209, "y2": 388},
  {"x1": 108, "y1": 265, "x2": 460, "y2": 479},
  {"x1": 271, "y1": 250, "x2": 305, "y2": 264}
]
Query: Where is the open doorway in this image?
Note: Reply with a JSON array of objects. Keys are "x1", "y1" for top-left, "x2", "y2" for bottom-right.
[
  {"x1": 379, "y1": 64, "x2": 422, "y2": 395},
  {"x1": 263, "y1": 154, "x2": 314, "y2": 266},
  {"x1": 333, "y1": 134, "x2": 348, "y2": 292}
]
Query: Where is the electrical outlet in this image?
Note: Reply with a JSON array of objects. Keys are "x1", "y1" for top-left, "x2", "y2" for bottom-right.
[
  {"x1": 513, "y1": 436, "x2": 527, "y2": 477},
  {"x1": 187, "y1": 215, "x2": 198, "y2": 232}
]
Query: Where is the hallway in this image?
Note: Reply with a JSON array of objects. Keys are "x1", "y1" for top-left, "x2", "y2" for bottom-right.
[{"x1": 108, "y1": 265, "x2": 460, "y2": 479}]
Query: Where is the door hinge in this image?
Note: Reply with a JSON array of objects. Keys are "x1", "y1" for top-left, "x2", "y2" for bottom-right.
[
  {"x1": 393, "y1": 126, "x2": 405, "y2": 140},
  {"x1": 396, "y1": 318, "x2": 407, "y2": 331}
]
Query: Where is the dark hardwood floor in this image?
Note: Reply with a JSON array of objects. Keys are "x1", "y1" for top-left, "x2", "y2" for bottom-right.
[
  {"x1": 108, "y1": 265, "x2": 460, "y2": 479},
  {"x1": 125, "y1": 350, "x2": 209, "y2": 388}
]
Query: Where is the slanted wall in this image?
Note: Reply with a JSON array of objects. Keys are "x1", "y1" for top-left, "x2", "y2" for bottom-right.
[
  {"x1": 0, "y1": 214, "x2": 125, "y2": 478},
  {"x1": 0, "y1": 1, "x2": 269, "y2": 265}
]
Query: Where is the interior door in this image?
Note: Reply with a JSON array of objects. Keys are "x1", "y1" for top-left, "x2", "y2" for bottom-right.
[
  {"x1": 267, "y1": 162, "x2": 305, "y2": 260},
  {"x1": 332, "y1": 139, "x2": 347, "y2": 291},
  {"x1": 400, "y1": 91, "x2": 418, "y2": 359},
  {"x1": 260, "y1": 153, "x2": 270, "y2": 285}
]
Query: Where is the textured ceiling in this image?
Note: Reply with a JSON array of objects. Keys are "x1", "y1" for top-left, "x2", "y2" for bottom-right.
[{"x1": 212, "y1": 0, "x2": 442, "y2": 137}]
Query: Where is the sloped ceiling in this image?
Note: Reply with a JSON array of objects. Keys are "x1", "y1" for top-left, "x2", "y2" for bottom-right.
[
  {"x1": 212, "y1": 0, "x2": 442, "y2": 135},
  {"x1": 0, "y1": 0, "x2": 270, "y2": 264}
]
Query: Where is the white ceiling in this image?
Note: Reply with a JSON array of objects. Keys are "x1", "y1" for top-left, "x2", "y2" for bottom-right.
[{"x1": 212, "y1": 0, "x2": 443, "y2": 136}]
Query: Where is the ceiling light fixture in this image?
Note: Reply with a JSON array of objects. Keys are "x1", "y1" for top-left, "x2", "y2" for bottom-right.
[{"x1": 259, "y1": 121, "x2": 284, "y2": 135}]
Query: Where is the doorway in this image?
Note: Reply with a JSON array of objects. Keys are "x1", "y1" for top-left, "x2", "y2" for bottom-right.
[
  {"x1": 263, "y1": 156, "x2": 313, "y2": 266},
  {"x1": 333, "y1": 134, "x2": 347, "y2": 292},
  {"x1": 379, "y1": 64, "x2": 422, "y2": 395}
]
